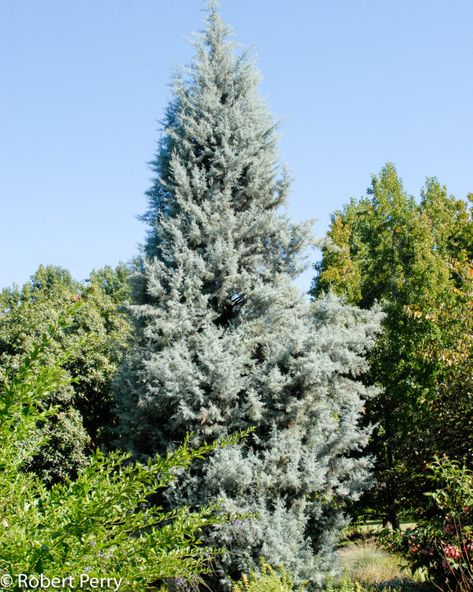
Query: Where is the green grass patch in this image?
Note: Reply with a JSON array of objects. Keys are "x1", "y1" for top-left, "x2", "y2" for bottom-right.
[{"x1": 338, "y1": 539, "x2": 431, "y2": 591}]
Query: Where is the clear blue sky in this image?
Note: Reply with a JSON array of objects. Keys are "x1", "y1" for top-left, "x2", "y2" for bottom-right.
[{"x1": 1, "y1": 0, "x2": 472, "y2": 293}]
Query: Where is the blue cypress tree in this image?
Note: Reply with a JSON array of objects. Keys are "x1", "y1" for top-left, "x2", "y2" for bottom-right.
[{"x1": 115, "y1": 5, "x2": 382, "y2": 586}]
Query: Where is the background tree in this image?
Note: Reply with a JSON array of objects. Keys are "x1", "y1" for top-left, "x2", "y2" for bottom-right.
[
  {"x1": 406, "y1": 187, "x2": 472, "y2": 466},
  {"x1": 0, "y1": 263, "x2": 130, "y2": 482},
  {"x1": 312, "y1": 164, "x2": 472, "y2": 526},
  {"x1": 115, "y1": 5, "x2": 382, "y2": 587}
]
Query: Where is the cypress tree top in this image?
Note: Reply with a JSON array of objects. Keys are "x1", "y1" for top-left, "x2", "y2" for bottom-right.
[{"x1": 139, "y1": 3, "x2": 311, "y2": 311}]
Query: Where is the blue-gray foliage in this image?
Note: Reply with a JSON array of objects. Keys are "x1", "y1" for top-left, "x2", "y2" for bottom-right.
[{"x1": 115, "y1": 5, "x2": 383, "y2": 587}]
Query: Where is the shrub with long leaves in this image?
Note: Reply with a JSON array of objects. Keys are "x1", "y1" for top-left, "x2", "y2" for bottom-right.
[{"x1": 0, "y1": 312, "x2": 238, "y2": 590}]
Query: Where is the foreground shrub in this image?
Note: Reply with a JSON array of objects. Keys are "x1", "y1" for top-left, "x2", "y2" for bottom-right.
[
  {"x1": 231, "y1": 563, "x2": 426, "y2": 592},
  {"x1": 0, "y1": 316, "x2": 234, "y2": 591},
  {"x1": 385, "y1": 458, "x2": 473, "y2": 591},
  {"x1": 231, "y1": 565, "x2": 382, "y2": 592},
  {"x1": 232, "y1": 563, "x2": 298, "y2": 592}
]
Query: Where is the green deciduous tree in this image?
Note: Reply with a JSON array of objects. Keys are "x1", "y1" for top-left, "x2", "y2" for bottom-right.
[
  {"x1": 312, "y1": 164, "x2": 473, "y2": 526},
  {"x1": 115, "y1": 6, "x2": 382, "y2": 587},
  {"x1": 0, "y1": 264, "x2": 130, "y2": 482}
]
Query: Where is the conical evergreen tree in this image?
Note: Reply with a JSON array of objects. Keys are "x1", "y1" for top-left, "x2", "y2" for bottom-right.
[{"x1": 115, "y1": 5, "x2": 382, "y2": 586}]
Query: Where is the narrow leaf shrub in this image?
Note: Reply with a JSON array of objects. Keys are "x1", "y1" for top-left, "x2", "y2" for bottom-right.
[{"x1": 0, "y1": 316, "x2": 233, "y2": 591}]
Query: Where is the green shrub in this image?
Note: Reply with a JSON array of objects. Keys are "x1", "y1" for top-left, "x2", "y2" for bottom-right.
[
  {"x1": 385, "y1": 458, "x2": 473, "y2": 591},
  {"x1": 0, "y1": 315, "x2": 236, "y2": 591},
  {"x1": 232, "y1": 562, "x2": 297, "y2": 592}
]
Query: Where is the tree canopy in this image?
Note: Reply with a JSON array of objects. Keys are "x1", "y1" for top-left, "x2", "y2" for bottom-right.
[
  {"x1": 312, "y1": 164, "x2": 473, "y2": 524},
  {"x1": 0, "y1": 264, "x2": 130, "y2": 481}
]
